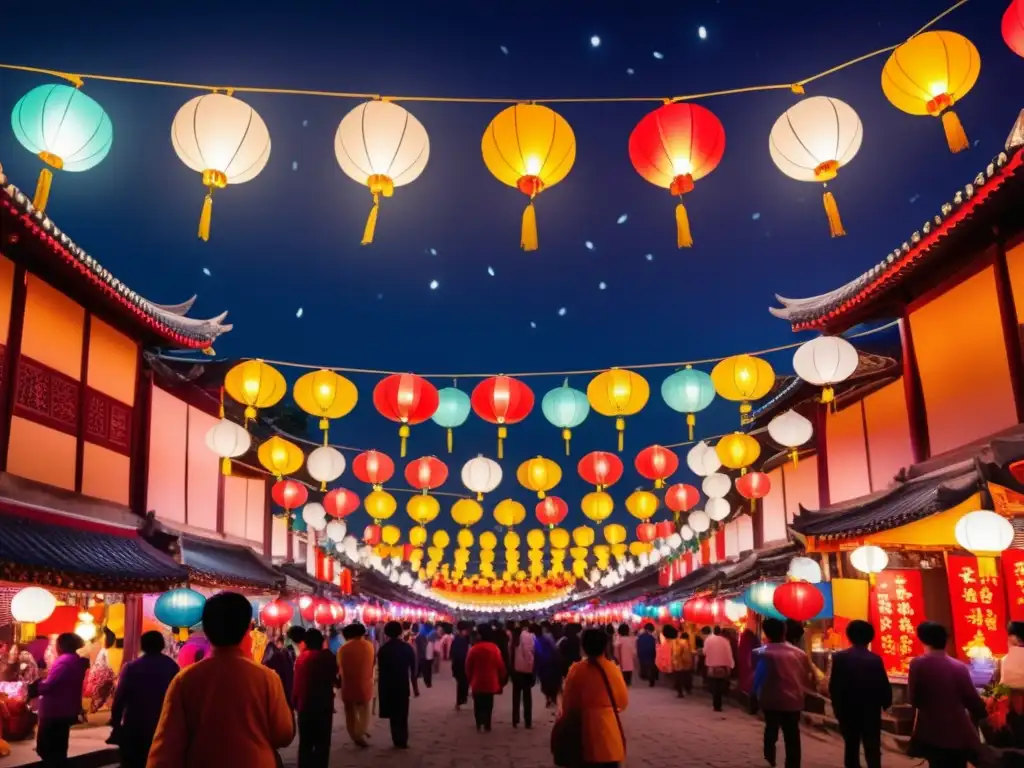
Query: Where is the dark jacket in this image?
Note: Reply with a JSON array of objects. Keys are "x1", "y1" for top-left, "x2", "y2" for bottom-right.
[
  {"x1": 636, "y1": 632, "x2": 656, "y2": 663},
  {"x1": 110, "y1": 652, "x2": 180, "y2": 738},
  {"x1": 828, "y1": 646, "x2": 892, "y2": 723},
  {"x1": 377, "y1": 638, "x2": 418, "y2": 719},
  {"x1": 450, "y1": 635, "x2": 470, "y2": 674},
  {"x1": 263, "y1": 645, "x2": 294, "y2": 704},
  {"x1": 292, "y1": 649, "x2": 338, "y2": 713},
  {"x1": 908, "y1": 651, "x2": 987, "y2": 751},
  {"x1": 559, "y1": 634, "x2": 582, "y2": 676}
]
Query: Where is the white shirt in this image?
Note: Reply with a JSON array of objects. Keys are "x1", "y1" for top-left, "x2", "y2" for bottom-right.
[{"x1": 703, "y1": 633, "x2": 735, "y2": 670}]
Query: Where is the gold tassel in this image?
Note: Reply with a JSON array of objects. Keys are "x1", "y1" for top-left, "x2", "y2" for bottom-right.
[
  {"x1": 33, "y1": 168, "x2": 53, "y2": 212},
  {"x1": 942, "y1": 110, "x2": 969, "y2": 153},
  {"x1": 563, "y1": 428, "x2": 571, "y2": 456},
  {"x1": 198, "y1": 191, "x2": 214, "y2": 242},
  {"x1": 823, "y1": 191, "x2": 845, "y2": 238},
  {"x1": 362, "y1": 192, "x2": 380, "y2": 245},
  {"x1": 447, "y1": 428, "x2": 453, "y2": 454},
  {"x1": 686, "y1": 413, "x2": 695, "y2": 441},
  {"x1": 399, "y1": 424, "x2": 410, "y2": 458},
  {"x1": 791, "y1": 449, "x2": 799, "y2": 468},
  {"x1": 497, "y1": 426, "x2": 507, "y2": 460},
  {"x1": 521, "y1": 201, "x2": 538, "y2": 251},
  {"x1": 221, "y1": 457, "x2": 232, "y2": 476},
  {"x1": 675, "y1": 202, "x2": 693, "y2": 248},
  {"x1": 616, "y1": 417, "x2": 625, "y2": 452},
  {"x1": 978, "y1": 556, "x2": 997, "y2": 580}
]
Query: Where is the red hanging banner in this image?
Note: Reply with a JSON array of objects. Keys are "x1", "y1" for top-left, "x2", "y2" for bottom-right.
[
  {"x1": 871, "y1": 570, "x2": 925, "y2": 676},
  {"x1": 1001, "y1": 549, "x2": 1024, "y2": 622},
  {"x1": 946, "y1": 554, "x2": 1009, "y2": 659}
]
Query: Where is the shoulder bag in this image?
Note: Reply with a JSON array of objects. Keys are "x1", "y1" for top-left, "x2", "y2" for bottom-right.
[{"x1": 551, "y1": 659, "x2": 626, "y2": 768}]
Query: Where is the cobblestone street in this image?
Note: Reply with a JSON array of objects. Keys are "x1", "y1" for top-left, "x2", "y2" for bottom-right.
[{"x1": 279, "y1": 671, "x2": 920, "y2": 768}]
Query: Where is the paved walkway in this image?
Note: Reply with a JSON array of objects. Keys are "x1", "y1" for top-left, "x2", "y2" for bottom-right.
[{"x1": 280, "y1": 671, "x2": 920, "y2": 768}]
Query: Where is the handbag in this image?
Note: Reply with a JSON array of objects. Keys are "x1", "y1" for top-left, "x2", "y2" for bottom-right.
[
  {"x1": 708, "y1": 665, "x2": 731, "y2": 679},
  {"x1": 550, "y1": 659, "x2": 625, "y2": 768}
]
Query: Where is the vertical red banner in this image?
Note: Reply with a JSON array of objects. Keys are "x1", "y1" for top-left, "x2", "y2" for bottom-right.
[
  {"x1": 715, "y1": 531, "x2": 727, "y2": 562},
  {"x1": 872, "y1": 570, "x2": 925, "y2": 675},
  {"x1": 1001, "y1": 549, "x2": 1024, "y2": 622},
  {"x1": 659, "y1": 564, "x2": 671, "y2": 588},
  {"x1": 946, "y1": 554, "x2": 1009, "y2": 659}
]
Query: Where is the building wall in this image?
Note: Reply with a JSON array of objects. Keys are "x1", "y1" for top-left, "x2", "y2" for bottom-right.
[
  {"x1": 782, "y1": 454, "x2": 819, "y2": 519},
  {"x1": 863, "y1": 380, "x2": 914, "y2": 490},
  {"x1": 826, "y1": 404, "x2": 872, "y2": 504},
  {"x1": 761, "y1": 466, "x2": 788, "y2": 544}
]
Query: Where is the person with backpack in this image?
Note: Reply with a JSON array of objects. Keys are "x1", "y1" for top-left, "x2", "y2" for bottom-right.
[{"x1": 511, "y1": 623, "x2": 537, "y2": 729}]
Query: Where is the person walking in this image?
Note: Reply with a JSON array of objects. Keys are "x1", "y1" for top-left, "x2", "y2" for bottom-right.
[
  {"x1": 465, "y1": 624, "x2": 506, "y2": 733},
  {"x1": 337, "y1": 623, "x2": 374, "y2": 748},
  {"x1": 148, "y1": 592, "x2": 294, "y2": 768},
  {"x1": 292, "y1": 628, "x2": 338, "y2": 768},
  {"x1": 377, "y1": 620, "x2": 419, "y2": 749},
  {"x1": 677, "y1": 631, "x2": 695, "y2": 695},
  {"x1": 415, "y1": 624, "x2": 434, "y2": 689},
  {"x1": 756, "y1": 618, "x2": 818, "y2": 768},
  {"x1": 613, "y1": 624, "x2": 637, "y2": 685},
  {"x1": 828, "y1": 620, "x2": 892, "y2": 768},
  {"x1": 703, "y1": 626, "x2": 735, "y2": 712},
  {"x1": 636, "y1": 622, "x2": 657, "y2": 687},
  {"x1": 450, "y1": 622, "x2": 471, "y2": 710},
  {"x1": 559, "y1": 628, "x2": 629, "y2": 768},
  {"x1": 536, "y1": 622, "x2": 562, "y2": 707},
  {"x1": 559, "y1": 623, "x2": 582, "y2": 680},
  {"x1": 35, "y1": 632, "x2": 88, "y2": 765},
  {"x1": 511, "y1": 623, "x2": 537, "y2": 729},
  {"x1": 108, "y1": 631, "x2": 179, "y2": 768},
  {"x1": 263, "y1": 636, "x2": 295, "y2": 709},
  {"x1": 907, "y1": 621, "x2": 987, "y2": 768}
]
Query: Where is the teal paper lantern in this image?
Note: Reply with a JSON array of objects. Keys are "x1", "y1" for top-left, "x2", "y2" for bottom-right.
[
  {"x1": 661, "y1": 366, "x2": 715, "y2": 440},
  {"x1": 432, "y1": 387, "x2": 471, "y2": 453},
  {"x1": 742, "y1": 581, "x2": 785, "y2": 621},
  {"x1": 541, "y1": 379, "x2": 590, "y2": 455},
  {"x1": 11, "y1": 84, "x2": 113, "y2": 213},
  {"x1": 154, "y1": 588, "x2": 206, "y2": 629}
]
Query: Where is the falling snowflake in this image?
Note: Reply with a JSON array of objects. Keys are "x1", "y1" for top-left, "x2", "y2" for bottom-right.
[
  {"x1": 429, "y1": 247, "x2": 438, "y2": 256},
  {"x1": 626, "y1": 67, "x2": 635, "y2": 75},
  {"x1": 487, "y1": 266, "x2": 495, "y2": 276},
  {"x1": 429, "y1": 280, "x2": 439, "y2": 290},
  {"x1": 752, "y1": 212, "x2": 761, "y2": 220},
  {"x1": 645, "y1": 253, "x2": 654, "y2": 261},
  {"x1": 296, "y1": 307, "x2": 304, "y2": 318},
  {"x1": 585, "y1": 241, "x2": 595, "y2": 251},
  {"x1": 302, "y1": 119, "x2": 308, "y2": 127},
  {"x1": 590, "y1": 35, "x2": 601, "y2": 47},
  {"x1": 291, "y1": 161, "x2": 298, "y2": 171},
  {"x1": 909, "y1": 193, "x2": 921, "y2": 204},
  {"x1": 599, "y1": 282, "x2": 607, "y2": 290},
  {"x1": 616, "y1": 214, "x2": 628, "y2": 224},
  {"x1": 500, "y1": 45, "x2": 509, "y2": 55},
  {"x1": 202, "y1": 267, "x2": 211, "y2": 276},
  {"x1": 530, "y1": 321, "x2": 537, "y2": 329},
  {"x1": 653, "y1": 51, "x2": 664, "y2": 59},
  {"x1": 558, "y1": 307, "x2": 567, "y2": 316},
  {"x1": 698, "y1": 26, "x2": 707, "y2": 39}
]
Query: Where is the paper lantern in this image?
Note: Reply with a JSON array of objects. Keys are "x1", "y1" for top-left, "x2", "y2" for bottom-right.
[
  {"x1": 517, "y1": 456, "x2": 562, "y2": 499},
  {"x1": 541, "y1": 380, "x2": 590, "y2": 454},
  {"x1": 849, "y1": 545, "x2": 888, "y2": 575},
  {"x1": 881, "y1": 31, "x2": 980, "y2": 153},
  {"x1": 409, "y1": 526, "x2": 428, "y2": 547},
  {"x1": 603, "y1": 524, "x2": 627, "y2": 547},
  {"x1": 10, "y1": 587, "x2": 57, "y2": 624},
  {"x1": 550, "y1": 528, "x2": 570, "y2": 549},
  {"x1": 155, "y1": 588, "x2": 206, "y2": 628},
  {"x1": 471, "y1": 376, "x2": 534, "y2": 459},
  {"x1": 406, "y1": 494, "x2": 440, "y2": 525},
  {"x1": 481, "y1": 103, "x2": 576, "y2": 250},
  {"x1": 293, "y1": 369, "x2": 358, "y2": 440},
  {"x1": 373, "y1": 374, "x2": 439, "y2": 457},
  {"x1": 171, "y1": 93, "x2": 270, "y2": 240},
  {"x1": 655, "y1": 520, "x2": 676, "y2": 540},
  {"x1": 381, "y1": 524, "x2": 401, "y2": 547},
  {"x1": 626, "y1": 490, "x2": 659, "y2": 521},
  {"x1": 787, "y1": 556, "x2": 822, "y2": 584},
  {"x1": 11, "y1": 84, "x2": 112, "y2": 213},
  {"x1": 684, "y1": 597, "x2": 711, "y2": 624},
  {"x1": 724, "y1": 600, "x2": 748, "y2": 624},
  {"x1": 581, "y1": 491, "x2": 615, "y2": 524},
  {"x1": 260, "y1": 599, "x2": 294, "y2": 628},
  {"x1": 405, "y1": 456, "x2": 448, "y2": 493},
  {"x1": 628, "y1": 103, "x2": 725, "y2": 248},
  {"x1": 769, "y1": 96, "x2": 862, "y2": 237},
  {"x1": 461, "y1": 455, "x2": 502, "y2": 501},
  {"x1": 432, "y1": 387, "x2": 471, "y2": 453},
  {"x1": 325, "y1": 519, "x2": 348, "y2": 542},
  {"x1": 314, "y1": 600, "x2": 343, "y2": 626},
  {"x1": 735, "y1": 471, "x2": 771, "y2": 510},
  {"x1": 272, "y1": 479, "x2": 308, "y2": 512},
  {"x1": 702, "y1": 473, "x2": 731, "y2": 499},
  {"x1": 636, "y1": 522, "x2": 657, "y2": 543},
  {"x1": 743, "y1": 581, "x2": 784, "y2": 620},
  {"x1": 1004, "y1": 0, "x2": 1024, "y2": 57},
  {"x1": 767, "y1": 410, "x2": 814, "y2": 467},
  {"x1": 479, "y1": 531, "x2": 498, "y2": 550},
  {"x1": 578, "y1": 451, "x2": 624, "y2": 490},
  {"x1": 773, "y1": 581, "x2": 824, "y2": 622},
  {"x1": 688, "y1": 510, "x2": 710, "y2": 534},
  {"x1": 306, "y1": 446, "x2": 346, "y2": 491},
  {"x1": 205, "y1": 418, "x2": 251, "y2": 476},
  {"x1": 353, "y1": 450, "x2": 396, "y2": 490},
  {"x1": 432, "y1": 530, "x2": 450, "y2": 549},
  {"x1": 364, "y1": 489, "x2": 397, "y2": 522},
  {"x1": 679, "y1": 524, "x2": 695, "y2": 541},
  {"x1": 75, "y1": 612, "x2": 98, "y2": 642},
  {"x1": 572, "y1": 526, "x2": 596, "y2": 547},
  {"x1": 711, "y1": 355, "x2": 775, "y2": 424},
  {"x1": 303, "y1": 502, "x2": 328, "y2": 532},
  {"x1": 587, "y1": 369, "x2": 650, "y2": 451},
  {"x1": 716, "y1": 432, "x2": 761, "y2": 473},
  {"x1": 955, "y1": 509, "x2": 1013, "y2": 577},
  {"x1": 451, "y1": 498, "x2": 484, "y2": 528},
  {"x1": 686, "y1": 441, "x2": 722, "y2": 477},
  {"x1": 335, "y1": 100, "x2": 429, "y2": 244},
  {"x1": 661, "y1": 366, "x2": 716, "y2": 440},
  {"x1": 706, "y1": 497, "x2": 730, "y2": 522},
  {"x1": 224, "y1": 360, "x2": 287, "y2": 422},
  {"x1": 793, "y1": 336, "x2": 859, "y2": 403},
  {"x1": 456, "y1": 529, "x2": 475, "y2": 549},
  {"x1": 323, "y1": 487, "x2": 360, "y2": 519},
  {"x1": 363, "y1": 524, "x2": 382, "y2": 546},
  {"x1": 494, "y1": 499, "x2": 527, "y2": 528},
  {"x1": 665, "y1": 483, "x2": 700, "y2": 516},
  {"x1": 258, "y1": 436, "x2": 304, "y2": 479},
  {"x1": 536, "y1": 496, "x2": 568, "y2": 528},
  {"x1": 634, "y1": 445, "x2": 679, "y2": 489}
]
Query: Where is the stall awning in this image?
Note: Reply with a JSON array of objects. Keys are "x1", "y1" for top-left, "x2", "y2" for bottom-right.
[
  {"x1": 0, "y1": 503, "x2": 186, "y2": 593},
  {"x1": 180, "y1": 535, "x2": 284, "y2": 592}
]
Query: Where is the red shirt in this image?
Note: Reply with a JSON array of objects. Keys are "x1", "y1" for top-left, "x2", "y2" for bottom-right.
[
  {"x1": 292, "y1": 649, "x2": 338, "y2": 713},
  {"x1": 465, "y1": 641, "x2": 506, "y2": 695}
]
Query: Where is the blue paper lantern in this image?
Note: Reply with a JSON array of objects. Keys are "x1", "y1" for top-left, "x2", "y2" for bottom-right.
[
  {"x1": 431, "y1": 387, "x2": 471, "y2": 453},
  {"x1": 541, "y1": 380, "x2": 590, "y2": 455},
  {"x1": 11, "y1": 84, "x2": 113, "y2": 212},
  {"x1": 668, "y1": 600, "x2": 683, "y2": 619},
  {"x1": 742, "y1": 581, "x2": 785, "y2": 620},
  {"x1": 661, "y1": 366, "x2": 715, "y2": 440},
  {"x1": 154, "y1": 588, "x2": 206, "y2": 629}
]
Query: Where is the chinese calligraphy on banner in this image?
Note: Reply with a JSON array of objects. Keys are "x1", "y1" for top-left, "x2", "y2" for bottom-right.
[
  {"x1": 1001, "y1": 549, "x2": 1024, "y2": 622},
  {"x1": 946, "y1": 554, "x2": 1009, "y2": 659},
  {"x1": 872, "y1": 570, "x2": 924, "y2": 675}
]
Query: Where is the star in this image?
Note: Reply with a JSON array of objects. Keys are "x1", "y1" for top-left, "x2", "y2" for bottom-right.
[
  {"x1": 429, "y1": 280, "x2": 439, "y2": 290},
  {"x1": 590, "y1": 35, "x2": 601, "y2": 47},
  {"x1": 698, "y1": 26, "x2": 707, "y2": 39}
]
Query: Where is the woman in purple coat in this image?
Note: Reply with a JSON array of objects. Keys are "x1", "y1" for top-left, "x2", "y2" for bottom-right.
[{"x1": 35, "y1": 633, "x2": 88, "y2": 763}]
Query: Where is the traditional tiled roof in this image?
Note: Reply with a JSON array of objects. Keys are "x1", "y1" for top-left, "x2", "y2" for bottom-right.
[
  {"x1": 770, "y1": 110, "x2": 1024, "y2": 332},
  {"x1": 179, "y1": 534, "x2": 284, "y2": 592},
  {"x1": 0, "y1": 167, "x2": 231, "y2": 350}
]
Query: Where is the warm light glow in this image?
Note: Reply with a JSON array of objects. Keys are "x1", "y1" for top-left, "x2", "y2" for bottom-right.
[
  {"x1": 849, "y1": 545, "x2": 889, "y2": 575},
  {"x1": 243, "y1": 379, "x2": 260, "y2": 396},
  {"x1": 525, "y1": 155, "x2": 542, "y2": 175},
  {"x1": 929, "y1": 81, "x2": 948, "y2": 97},
  {"x1": 10, "y1": 587, "x2": 57, "y2": 623},
  {"x1": 954, "y1": 510, "x2": 1014, "y2": 555},
  {"x1": 672, "y1": 157, "x2": 693, "y2": 175}
]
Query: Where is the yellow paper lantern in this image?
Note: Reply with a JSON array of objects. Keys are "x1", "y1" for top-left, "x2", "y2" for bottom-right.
[
  {"x1": 572, "y1": 526, "x2": 595, "y2": 547},
  {"x1": 526, "y1": 529, "x2": 546, "y2": 550},
  {"x1": 224, "y1": 360, "x2": 287, "y2": 422},
  {"x1": 611, "y1": 543, "x2": 628, "y2": 559},
  {"x1": 516, "y1": 456, "x2": 562, "y2": 499},
  {"x1": 407, "y1": 494, "x2": 440, "y2": 525},
  {"x1": 432, "y1": 530, "x2": 450, "y2": 549},
  {"x1": 257, "y1": 436, "x2": 304, "y2": 478},
  {"x1": 572, "y1": 559, "x2": 588, "y2": 578},
  {"x1": 550, "y1": 547, "x2": 567, "y2": 563},
  {"x1": 504, "y1": 531, "x2": 521, "y2": 549},
  {"x1": 581, "y1": 491, "x2": 614, "y2": 523},
  {"x1": 629, "y1": 541, "x2": 653, "y2": 556},
  {"x1": 530, "y1": 562, "x2": 544, "y2": 578},
  {"x1": 481, "y1": 103, "x2": 576, "y2": 251},
  {"x1": 479, "y1": 531, "x2": 498, "y2": 550},
  {"x1": 480, "y1": 550, "x2": 496, "y2": 565},
  {"x1": 549, "y1": 527, "x2": 570, "y2": 550},
  {"x1": 587, "y1": 369, "x2": 650, "y2": 451},
  {"x1": 603, "y1": 523, "x2": 627, "y2": 546},
  {"x1": 364, "y1": 489, "x2": 397, "y2": 521},
  {"x1": 409, "y1": 526, "x2": 428, "y2": 547},
  {"x1": 457, "y1": 529, "x2": 475, "y2": 549},
  {"x1": 381, "y1": 525, "x2": 401, "y2": 546},
  {"x1": 528, "y1": 549, "x2": 545, "y2": 563},
  {"x1": 716, "y1": 432, "x2": 761, "y2": 472},
  {"x1": 494, "y1": 499, "x2": 527, "y2": 528},
  {"x1": 427, "y1": 546, "x2": 444, "y2": 562},
  {"x1": 881, "y1": 30, "x2": 980, "y2": 153},
  {"x1": 594, "y1": 544, "x2": 611, "y2": 561},
  {"x1": 625, "y1": 490, "x2": 659, "y2": 521},
  {"x1": 711, "y1": 355, "x2": 775, "y2": 424},
  {"x1": 451, "y1": 498, "x2": 484, "y2": 528},
  {"x1": 293, "y1": 369, "x2": 358, "y2": 439}
]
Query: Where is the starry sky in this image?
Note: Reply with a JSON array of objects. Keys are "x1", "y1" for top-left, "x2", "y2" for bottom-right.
[{"x1": 2, "y1": 0, "x2": 1023, "y2": 537}]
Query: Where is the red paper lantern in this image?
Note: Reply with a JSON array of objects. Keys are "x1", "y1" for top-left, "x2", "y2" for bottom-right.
[
  {"x1": 536, "y1": 496, "x2": 568, "y2": 528},
  {"x1": 654, "y1": 520, "x2": 676, "y2": 540},
  {"x1": 372, "y1": 374, "x2": 439, "y2": 457},
  {"x1": 577, "y1": 451, "x2": 624, "y2": 490},
  {"x1": 323, "y1": 488, "x2": 360, "y2": 519},
  {"x1": 404, "y1": 456, "x2": 448, "y2": 492},
  {"x1": 364, "y1": 524, "x2": 382, "y2": 546},
  {"x1": 628, "y1": 102, "x2": 725, "y2": 249},
  {"x1": 704, "y1": 598, "x2": 725, "y2": 626},
  {"x1": 352, "y1": 450, "x2": 395, "y2": 490},
  {"x1": 313, "y1": 599, "x2": 338, "y2": 625},
  {"x1": 470, "y1": 375, "x2": 534, "y2": 459},
  {"x1": 772, "y1": 582, "x2": 824, "y2": 622},
  {"x1": 665, "y1": 483, "x2": 700, "y2": 515},
  {"x1": 683, "y1": 597, "x2": 709, "y2": 624},
  {"x1": 401, "y1": 544, "x2": 415, "y2": 561},
  {"x1": 298, "y1": 595, "x2": 317, "y2": 622},
  {"x1": 636, "y1": 522, "x2": 657, "y2": 543},
  {"x1": 260, "y1": 599, "x2": 294, "y2": 628},
  {"x1": 736, "y1": 471, "x2": 772, "y2": 510},
  {"x1": 1004, "y1": 0, "x2": 1024, "y2": 57},
  {"x1": 272, "y1": 479, "x2": 308, "y2": 511},
  {"x1": 634, "y1": 445, "x2": 679, "y2": 489},
  {"x1": 363, "y1": 604, "x2": 380, "y2": 624}
]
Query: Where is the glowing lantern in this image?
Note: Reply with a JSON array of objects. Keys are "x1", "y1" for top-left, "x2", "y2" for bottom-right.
[
  {"x1": 406, "y1": 494, "x2": 441, "y2": 525},
  {"x1": 578, "y1": 451, "x2": 624, "y2": 491},
  {"x1": 364, "y1": 524, "x2": 382, "y2": 546},
  {"x1": 517, "y1": 457, "x2": 562, "y2": 499},
  {"x1": 480, "y1": 531, "x2": 498, "y2": 550},
  {"x1": 293, "y1": 369, "x2": 358, "y2": 441},
  {"x1": 405, "y1": 456, "x2": 448, "y2": 493},
  {"x1": 702, "y1": 473, "x2": 731, "y2": 499},
  {"x1": 257, "y1": 436, "x2": 304, "y2": 480},
  {"x1": 634, "y1": 445, "x2": 679, "y2": 489},
  {"x1": 626, "y1": 491, "x2": 659, "y2": 521},
  {"x1": 581, "y1": 491, "x2": 615, "y2": 523},
  {"x1": 325, "y1": 519, "x2": 347, "y2": 542},
  {"x1": 628, "y1": 102, "x2": 725, "y2": 248},
  {"x1": 456, "y1": 529, "x2": 475, "y2": 549},
  {"x1": 636, "y1": 522, "x2": 657, "y2": 543},
  {"x1": 665, "y1": 483, "x2": 700, "y2": 517},
  {"x1": 724, "y1": 600, "x2": 748, "y2": 624},
  {"x1": 205, "y1": 418, "x2": 251, "y2": 476},
  {"x1": 314, "y1": 600, "x2": 342, "y2": 625},
  {"x1": 587, "y1": 369, "x2": 649, "y2": 452},
  {"x1": 494, "y1": 499, "x2": 527, "y2": 528},
  {"x1": 409, "y1": 526, "x2": 428, "y2": 547},
  {"x1": 773, "y1": 582, "x2": 824, "y2": 622},
  {"x1": 1004, "y1": 0, "x2": 1024, "y2": 57},
  {"x1": 224, "y1": 360, "x2": 287, "y2": 423},
  {"x1": 334, "y1": 100, "x2": 430, "y2": 244},
  {"x1": 688, "y1": 510, "x2": 710, "y2": 534},
  {"x1": 881, "y1": 31, "x2": 980, "y2": 154},
  {"x1": 536, "y1": 496, "x2": 568, "y2": 528},
  {"x1": 541, "y1": 380, "x2": 590, "y2": 455},
  {"x1": 171, "y1": 93, "x2": 270, "y2": 241},
  {"x1": 272, "y1": 479, "x2": 308, "y2": 513},
  {"x1": 572, "y1": 526, "x2": 596, "y2": 547},
  {"x1": 711, "y1": 355, "x2": 775, "y2": 425},
  {"x1": 743, "y1": 581, "x2": 784, "y2": 620},
  {"x1": 769, "y1": 96, "x2": 862, "y2": 237},
  {"x1": 686, "y1": 441, "x2": 722, "y2": 477},
  {"x1": 10, "y1": 587, "x2": 57, "y2": 624},
  {"x1": 471, "y1": 376, "x2": 534, "y2": 459},
  {"x1": 364, "y1": 489, "x2": 397, "y2": 522},
  {"x1": 767, "y1": 410, "x2": 814, "y2": 467},
  {"x1": 684, "y1": 597, "x2": 711, "y2": 624},
  {"x1": 432, "y1": 387, "x2": 471, "y2": 453},
  {"x1": 461, "y1": 455, "x2": 502, "y2": 501},
  {"x1": 373, "y1": 374, "x2": 439, "y2": 457},
  {"x1": 451, "y1": 498, "x2": 484, "y2": 527},
  {"x1": 11, "y1": 84, "x2": 112, "y2": 213},
  {"x1": 787, "y1": 556, "x2": 822, "y2": 584},
  {"x1": 260, "y1": 599, "x2": 293, "y2": 628},
  {"x1": 526, "y1": 529, "x2": 546, "y2": 550},
  {"x1": 323, "y1": 487, "x2": 360, "y2": 519},
  {"x1": 679, "y1": 524, "x2": 695, "y2": 541},
  {"x1": 302, "y1": 502, "x2": 328, "y2": 532},
  {"x1": 655, "y1": 520, "x2": 676, "y2": 540},
  {"x1": 706, "y1": 498, "x2": 730, "y2": 522},
  {"x1": 736, "y1": 471, "x2": 771, "y2": 511},
  {"x1": 381, "y1": 525, "x2": 401, "y2": 547},
  {"x1": 955, "y1": 509, "x2": 1014, "y2": 577},
  {"x1": 306, "y1": 446, "x2": 346, "y2": 491},
  {"x1": 481, "y1": 103, "x2": 576, "y2": 251},
  {"x1": 793, "y1": 336, "x2": 859, "y2": 403},
  {"x1": 661, "y1": 366, "x2": 715, "y2": 440},
  {"x1": 550, "y1": 528, "x2": 570, "y2": 549},
  {"x1": 353, "y1": 450, "x2": 395, "y2": 491},
  {"x1": 155, "y1": 588, "x2": 206, "y2": 628},
  {"x1": 603, "y1": 524, "x2": 627, "y2": 547},
  {"x1": 849, "y1": 545, "x2": 889, "y2": 577},
  {"x1": 715, "y1": 432, "x2": 761, "y2": 473}
]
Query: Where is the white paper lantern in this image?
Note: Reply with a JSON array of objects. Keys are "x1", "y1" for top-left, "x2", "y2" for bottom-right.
[
  {"x1": 686, "y1": 441, "x2": 722, "y2": 477},
  {"x1": 306, "y1": 446, "x2": 346, "y2": 490},
  {"x1": 706, "y1": 497, "x2": 730, "y2": 522},
  {"x1": 702, "y1": 472, "x2": 731, "y2": 499},
  {"x1": 849, "y1": 545, "x2": 889, "y2": 575},
  {"x1": 688, "y1": 510, "x2": 711, "y2": 533},
  {"x1": 787, "y1": 556, "x2": 823, "y2": 583},
  {"x1": 955, "y1": 510, "x2": 1014, "y2": 555},
  {"x1": 724, "y1": 600, "x2": 748, "y2": 623},
  {"x1": 680, "y1": 524, "x2": 695, "y2": 541},
  {"x1": 769, "y1": 96, "x2": 862, "y2": 182},
  {"x1": 75, "y1": 613, "x2": 98, "y2": 642},
  {"x1": 325, "y1": 520, "x2": 348, "y2": 543},
  {"x1": 10, "y1": 586, "x2": 57, "y2": 623},
  {"x1": 461, "y1": 455, "x2": 502, "y2": 500},
  {"x1": 302, "y1": 502, "x2": 328, "y2": 531},
  {"x1": 792, "y1": 336, "x2": 859, "y2": 402},
  {"x1": 767, "y1": 410, "x2": 814, "y2": 465},
  {"x1": 205, "y1": 419, "x2": 251, "y2": 475},
  {"x1": 667, "y1": 533, "x2": 683, "y2": 550}
]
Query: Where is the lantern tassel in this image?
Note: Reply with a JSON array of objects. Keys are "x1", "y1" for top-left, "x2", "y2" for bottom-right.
[
  {"x1": 942, "y1": 110, "x2": 969, "y2": 154},
  {"x1": 675, "y1": 202, "x2": 693, "y2": 248},
  {"x1": 791, "y1": 449, "x2": 799, "y2": 468},
  {"x1": 33, "y1": 168, "x2": 53, "y2": 213},
  {"x1": 320, "y1": 480, "x2": 327, "y2": 492},
  {"x1": 399, "y1": 424, "x2": 410, "y2": 458},
  {"x1": 686, "y1": 413, "x2": 695, "y2": 441},
  {"x1": 221, "y1": 457, "x2": 232, "y2": 476},
  {"x1": 521, "y1": 201, "x2": 538, "y2": 251},
  {"x1": 362, "y1": 192, "x2": 380, "y2": 245},
  {"x1": 447, "y1": 428, "x2": 453, "y2": 454},
  {"x1": 497, "y1": 426, "x2": 507, "y2": 460},
  {"x1": 198, "y1": 190, "x2": 214, "y2": 242},
  {"x1": 616, "y1": 417, "x2": 625, "y2": 452},
  {"x1": 822, "y1": 191, "x2": 845, "y2": 238},
  {"x1": 978, "y1": 556, "x2": 998, "y2": 580},
  {"x1": 563, "y1": 428, "x2": 572, "y2": 456}
]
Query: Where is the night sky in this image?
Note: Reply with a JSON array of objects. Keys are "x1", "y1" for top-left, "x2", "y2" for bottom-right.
[{"x1": 2, "y1": 0, "x2": 1023, "y2": 537}]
